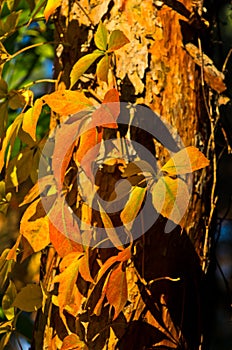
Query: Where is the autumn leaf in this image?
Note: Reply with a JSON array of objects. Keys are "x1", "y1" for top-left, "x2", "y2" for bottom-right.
[
  {"x1": 44, "y1": 0, "x2": 62, "y2": 21},
  {"x1": 98, "y1": 202, "x2": 124, "y2": 250},
  {"x1": 22, "y1": 98, "x2": 43, "y2": 141},
  {"x1": 91, "y1": 88, "x2": 120, "y2": 128},
  {"x1": 20, "y1": 198, "x2": 50, "y2": 252},
  {"x1": 96, "y1": 54, "x2": 109, "y2": 82},
  {"x1": 120, "y1": 186, "x2": 146, "y2": 229},
  {"x1": 74, "y1": 126, "x2": 103, "y2": 180},
  {"x1": 151, "y1": 176, "x2": 190, "y2": 227},
  {"x1": 49, "y1": 195, "x2": 83, "y2": 257},
  {"x1": 161, "y1": 146, "x2": 210, "y2": 175},
  {"x1": 70, "y1": 50, "x2": 105, "y2": 88},
  {"x1": 79, "y1": 251, "x2": 94, "y2": 283},
  {"x1": 0, "y1": 114, "x2": 23, "y2": 173},
  {"x1": 43, "y1": 90, "x2": 93, "y2": 115},
  {"x1": 61, "y1": 333, "x2": 88, "y2": 350},
  {"x1": 106, "y1": 262, "x2": 128, "y2": 320},
  {"x1": 19, "y1": 175, "x2": 55, "y2": 207},
  {"x1": 108, "y1": 30, "x2": 130, "y2": 52},
  {"x1": 94, "y1": 21, "x2": 108, "y2": 51},
  {"x1": 53, "y1": 256, "x2": 82, "y2": 316},
  {"x1": 13, "y1": 284, "x2": 42, "y2": 312}
]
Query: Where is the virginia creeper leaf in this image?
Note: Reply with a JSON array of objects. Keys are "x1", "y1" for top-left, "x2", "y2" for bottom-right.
[
  {"x1": 13, "y1": 284, "x2": 42, "y2": 312},
  {"x1": 106, "y1": 262, "x2": 128, "y2": 320},
  {"x1": 96, "y1": 54, "x2": 109, "y2": 82},
  {"x1": 22, "y1": 98, "x2": 43, "y2": 141},
  {"x1": 44, "y1": 0, "x2": 62, "y2": 21},
  {"x1": 98, "y1": 202, "x2": 124, "y2": 250},
  {"x1": 151, "y1": 176, "x2": 190, "y2": 226},
  {"x1": 120, "y1": 186, "x2": 146, "y2": 229},
  {"x1": 20, "y1": 198, "x2": 50, "y2": 252},
  {"x1": 49, "y1": 195, "x2": 83, "y2": 257},
  {"x1": 61, "y1": 333, "x2": 88, "y2": 350},
  {"x1": 91, "y1": 88, "x2": 120, "y2": 128},
  {"x1": 70, "y1": 50, "x2": 105, "y2": 88},
  {"x1": 43, "y1": 90, "x2": 93, "y2": 115},
  {"x1": 161, "y1": 146, "x2": 210, "y2": 175},
  {"x1": 53, "y1": 257, "x2": 82, "y2": 316},
  {"x1": 108, "y1": 30, "x2": 130, "y2": 52},
  {"x1": 0, "y1": 114, "x2": 23, "y2": 172},
  {"x1": 94, "y1": 21, "x2": 108, "y2": 51}
]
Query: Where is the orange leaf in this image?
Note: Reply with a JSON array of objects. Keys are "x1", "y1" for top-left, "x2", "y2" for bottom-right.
[
  {"x1": 52, "y1": 121, "x2": 81, "y2": 191},
  {"x1": 22, "y1": 98, "x2": 43, "y2": 141},
  {"x1": 106, "y1": 262, "x2": 128, "y2": 320},
  {"x1": 117, "y1": 245, "x2": 131, "y2": 262},
  {"x1": 74, "y1": 127, "x2": 103, "y2": 180},
  {"x1": 49, "y1": 196, "x2": 83, "y2": 257},
  {"x1": 61, "y1": 334, "x2": 87, "y2": 350},
  {"x1": 108, "y1": 30, "x2": 130, "y2": 52},
  {"x1": 54, "y1": 258, "x2": 82, "y2": 316},
  {"x1": 43, "y1": 90, "x2": 93, "y2": 115},
  {"x1": 161, "y1": 146, "x2": 210, "y2": 175},
  {"x1": 20, "y1": 198, "x2": 50, "y2": 252},
  {"x1": 20, "y1": 175, "x2": 55, "y2": 207},
  {"x1": 91, "y1": 88, "x2": 120, "y2": 128},
  {"x1": 44, "y1": 0, "x2": 62, "y2": 21},
  {"x1": 79, "y1": 251, "x2": 94, "y2": 283}
]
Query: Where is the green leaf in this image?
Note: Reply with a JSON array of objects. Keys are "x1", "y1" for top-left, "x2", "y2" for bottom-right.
[
  {"x1": 70, "y1": 50, "x2": 105, "y2": 88},
  {"x1": 2, "y1": 281, "x2": 17, "y2": 320},
  {"x1": 0, "y1": 114, "x2": 23, "y2": 173},
  {"x1": 161, "y1": 146, "x2": 210, "y2": 175},
  {"x1": 96, "y1": 54, "x2": 109, "y2": 82},
  {"x1": 94, "y1": 21, "x2": 108, "y2": 51},
  {"x1": 120, "y1": 186, "x2": 146, "y2": 230},
  {"x1": 151, "y1": 176, "x2": 190, "y2": 226},
  {"x1": 0, "y1": 79, "x2": 8, "y2": 98},
  {"x1": 0, "y1": 101, "x2": 8, "y2": 138},
  {"x1": 13, "y1": 284, "x2": 42, "y2": 312},
  {"x1": 108, "y1": 30, "x2": 130, "y2": 52}
]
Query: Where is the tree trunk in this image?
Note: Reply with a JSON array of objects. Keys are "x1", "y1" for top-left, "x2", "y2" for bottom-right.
[{"x1": 34, "y1": 1, "x2": 223, "y2": 349}]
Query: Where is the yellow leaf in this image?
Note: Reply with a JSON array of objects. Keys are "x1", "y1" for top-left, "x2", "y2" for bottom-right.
[
  {"x1": 70, "y1": 51, "x2": 104, "y2": 88},
  {"x1": 120, "y1": 186, "x2": 146, "y2": 229},
  {"x1": 151, "y1": 176, "x2": 190, "y2": 227},
  {"x1": 13, "y1": 284, "x2": 42, "y2": 312},
  {"x1": 96, "y1": 54, "x2": 109, "y2": 82},
  {"x1": 161, "y1": 146, "x2": 210, "y2": 175},
  {"x1": 22, "y1": 98, "x2": 43, "y2": 141},
  {"x1": 20, "y1": 198, "x2": 50, "y2": 252},
  {"x1": 44, "y1": 0, "x2": 62, "y2": 21},
  {"x1": 43, "y1": 90, "x2": 93, "y2": 115}
]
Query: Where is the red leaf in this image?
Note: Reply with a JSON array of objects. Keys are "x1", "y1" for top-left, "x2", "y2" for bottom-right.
[
  {"x1": 49, "y1": 195, "x2": 83, "y2": 257},
  {"x1": 91, "y1": 88, "x2": 120, "y2": 129},
  {"x1": 108, "y1": 30, "x2": 130, "y2": 52},
  {"x1": 106, "y1": 262, "x2": 128, "y2": 320}
]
